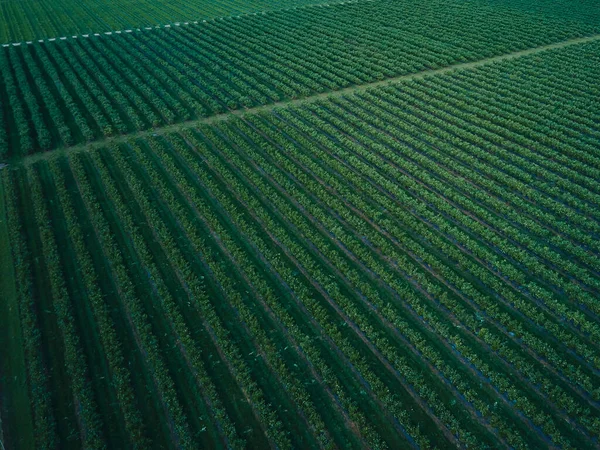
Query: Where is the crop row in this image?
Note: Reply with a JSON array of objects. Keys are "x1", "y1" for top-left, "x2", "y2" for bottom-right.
[
  {"x1": 488, "y1": 0, "x2": 600, "y2": 26},
  {"x1": 6, "y1": 136, "x2": 443, "y2": 448},
  {"x1": 212, "y1": 102, "x2": 599, "y2": 447},
  {"x1": 0, "y1": 0, "x2": 327, "y2": 42},
  {"x1": 3, "y1": 0, "x2": 600, "y2": 44},
  {"x1": 2, "y1": 0, "x2": 599, "y2": 158},
  {"x1": 3, "y1": 36, "x2": 600, "y2": 450}
]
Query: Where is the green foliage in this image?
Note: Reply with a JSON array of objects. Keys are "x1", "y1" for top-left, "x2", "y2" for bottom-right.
[{"x1": 2, "y1": 2, "x2": 600, "y2": 449}]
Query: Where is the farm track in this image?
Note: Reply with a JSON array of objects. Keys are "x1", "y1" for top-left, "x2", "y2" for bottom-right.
[{"x1": 17, "y1": 32, "x2": 600, "y2": 167}]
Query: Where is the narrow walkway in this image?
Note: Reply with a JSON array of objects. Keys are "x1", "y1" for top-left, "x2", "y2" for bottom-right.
[{"x1": 21, "y1": 33, "x2": 600, "y2": 167}]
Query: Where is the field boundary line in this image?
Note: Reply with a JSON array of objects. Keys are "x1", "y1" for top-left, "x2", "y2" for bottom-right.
[
  {"x1": 19, "y1": 33, "x2": 600, "y2": 167},
  {"x1": 0, "y1": 0, "x2": 374, "y2": 46}
]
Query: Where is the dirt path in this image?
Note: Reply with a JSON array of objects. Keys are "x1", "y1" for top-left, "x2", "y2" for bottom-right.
[{"x1": 20, "y1": 32, "x2": 600, "y2": 167}]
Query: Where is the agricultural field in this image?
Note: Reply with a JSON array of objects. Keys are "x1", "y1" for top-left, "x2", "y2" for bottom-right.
[{"x1": 1, "y1": 0, "x2": 600, "y2": 449}]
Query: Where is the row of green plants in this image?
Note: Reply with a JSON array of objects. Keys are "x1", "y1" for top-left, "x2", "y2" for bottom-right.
[
  {"x1": 396, "y1": 79, "x2": 600, "y2": 246},
  {"x1": 69, "y1": 154, "x2": 199, "y2": 448},
  {"x1": 304, "y1": 93, "x2": 600, "y2": 406},
  {"x1": 27, "y1": 167, "x2": 105, "y2": 448},
  {"x1": 381, "y1": 85, "x2": 600, "y2": 319},
  {"x1": 89, "y1": 147, "x2": 252, "y2": 449},
  {"x1": 445, "y1": 61, "x2": 600, "y2": 181},
  {"x1": 364, "y1": 83, "x2": 600, "y2": 333},
  {"x1": 344, "y1": 88, "x2": 600, "y2": 350},
  {"x1": 2, "y1": 172, "x2": 56, "y2": 449},
  {"x1": 113, "y1": 139, "x2": 331, "y2": 449},
  {"x1": 0, "y1": 49, "x2": 34, "y2": 156},
  {"x1": 408, "y1": 74, "x2": 600, "y2": 260},
  {"x1": 7, "y1": 137, "x2": 369, "y2": 448},
  {"x1": 156, "y1": 129, "x2": 445, "y2": 448},
  {"x1": 44, "y1": 160, "x2": 150, "y2": 448},
  {"x1": 25, "y1": 149, "x2": 257, "y2": 449},
  {"x1": 190, "y1": 121, "x2": 522, "y2": 447},
  {"x1": 0, "y1": 0, "x2": 326, "y2": 42},
  {"x1": 134, "y1": 133, "x2": 409, "y2": 448},
  {"x1": 220, "y1": 109, "x2": 592, "y2": 448},
  {"x1": 290, "y1": 94, "x2": 600, "y2": 386},
  {"x1": 59, "y1": 138, "x2": 366, "y2": 446}
]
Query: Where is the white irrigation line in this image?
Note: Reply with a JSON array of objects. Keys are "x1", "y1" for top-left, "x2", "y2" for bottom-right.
[{"x1": 0, "y1": 0, "x2": 372, "y2": 47}]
